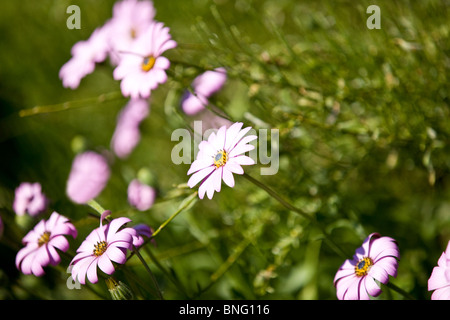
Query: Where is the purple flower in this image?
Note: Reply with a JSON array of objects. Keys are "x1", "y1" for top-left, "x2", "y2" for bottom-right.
[
  {"x1": 16, "y1": 212, "x2": 77, "y2": 277},
  {"x1": 334, "y1": 233, "x2": 400, "y2": 300},
  {"x1": 59, "y1": 24, "x2": 111, "y2": 89},
  {"x1": 113, "y1": 21, "x2": 177, "y2": 99},
  {"x1": 13, "y1": 182, "x2": 48, "y2": 217},
  {"x1": 428, "y1": 240, "x2": 450, "y2": 299},
  {"x1": 187, "y1": 122, "x2": 257, "y2": 199},
  {"x1": 70, "y1": 213, "x2": 135, "y2": 284},
  {"x1": 127, "y1": 179, "x2": 156, "y2": 211},
  {"x1": 111, "y1": 98, "x2": 150, "y2": 159},
  {"x1": 130, "y1": 224, "x2": 155, "y2": 247},
  {"x1": 66, "y1": 151, "x2": 111, "y2": 204},
  {"x1": 181, "y1": 67, "x2": 227, "y2": 115}
]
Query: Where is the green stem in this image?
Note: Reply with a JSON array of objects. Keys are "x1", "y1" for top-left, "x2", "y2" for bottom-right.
[
  {"x1": 19, "y1": 91, "x2": 124, "y2": 117},
  {"x1": 133, "y1": 248, "x2": 164, "y2": 300},
  {"x1": 243, "y1": 173, "x2": 348, "y2": 259},
  {"x1": 385, "y1": 282, "x2": 416, "y2": 300},
  {"x1": 87, "y1": 199, "x2": 107, "y2": 216},
  {"x1": 143, "y1": 246, "x2": 190, "y2": 298},
  {"x1": 151, "y1": 191, "x2": 198, "y2": 239}
]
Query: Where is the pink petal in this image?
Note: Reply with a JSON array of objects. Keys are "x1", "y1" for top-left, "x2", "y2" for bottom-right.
[
  {"x1": 364, "y1": 275, "x2": 382, "y2": 297},
  {"x1": 106, "y1": 217, "x2": 131, "y2": 241},
  {"x1": 222, "y1": 168, "x2": 235, "y2": 188},
  {"x1": 225, "y1": 162, "x2": 244, "y2": 175},
  {"x1": 154, "y1": 56, "x2": 170, "y2": 70},
  {"x1": 187, "y1": 166, "x2": 215, "y2": 188},
  {"x1": 224, "y1": 122, "x2": 244, "y2": 151},
  {"x1": 211, "y1": 168, "x2": 223, "y2": 192},
  {"x1": 213, "y1": 125, "x2": 227, "y2": 151},
  {"x1": 187, "y1": 158, "x2": 214, "y2": 175},
  {"x1": 49, "y1": 236, "x2": 69, "y2": 252},
  {"x1": 229, "y1": 155, "x2": 255, "y2": 166},
  {"x1": 106, "y1": 246, "x2": 127, "y2": 264},
  {"x1": 46, "y1": 245, "x2": 61, "y2": 266},
  {"x1": 86, "y1": 259, "x2": 99, "y2": 284},
  {"x1": 367, "y1": 264, "x2": 389, "y2": 284},
  {"x1": 431, "y1": 286, "x2": 450, "y2": 300},
  {"x1": 98, "y1": 255, "x2": 115, "y2": 275},
  {"x1": 374, "y1": 256, "x2": 398, "y2": 277},
  {"x1": 229, "y1": 142, "x2": 255, "y2": 158},
  {"x1": 428, "y1": 266, "x2": 449, "y2": 290}
]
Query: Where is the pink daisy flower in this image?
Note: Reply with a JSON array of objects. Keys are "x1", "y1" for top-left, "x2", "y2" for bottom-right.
[
  {"x1": 66, "y1": 151, "x2": 111, "y2": 204},
  {"x1": 15, "y1": 212, "x2": 77, "y2": 277},
  {"x1": 108, "y1": 0, "x2": 156, "y2": 64},
  {"x1": 187, "y1": 122, "x2": 257, "y2": 199},
  {"x1": 70, "y1": 212, "x2": 135, "y2": 284},
  {"x1": 59, "y1": 24, "x2": 112, "y2": 89},
  {"x1": 181, "y1": 67, "x2": 227, "y2": 115},
  {"x1": 111, "y1": 98, "x2": 150, "y2": 159},
  {"x1": 334, "y1": 233, "x2": 400, "y2": 300},
  {"x1": 113, "y1": 21, "x2": 177, "y2": 99},
  {"x1": 428, "y1": 240, "x2": 450, "y2": 299},
  {"x1": 13, "y1": 182, "x2": 48, "y2": 217},
  {"x1": 127, "y1": 179, "x2": 156, "y2": 211}
]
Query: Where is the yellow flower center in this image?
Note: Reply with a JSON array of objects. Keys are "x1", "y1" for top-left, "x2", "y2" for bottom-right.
[
  {"x1": 355, "y1": 257, "x2": 373, "y2": 277},
  {"x1": 130, "y1": 28, "x2": 137, "y2": 39},
  {"x1": 213, "y1": 150, "x2": 228, "y2": 168},
  {"x1": 93, "y1": 241, "x2": 108, "y2": 257},
  {"x1": 38, "y1": 231, "x2": 51, "y2": 247},
  {"x1": 141, "y1": 56, "x2": 156, "y2": 72}
]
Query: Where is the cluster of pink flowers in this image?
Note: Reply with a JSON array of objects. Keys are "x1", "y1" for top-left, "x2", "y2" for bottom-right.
[
  {"x1": 60, "y1": 0, "x2": 175, "y2": 100},
  {"x1": 13, "y1": 202, "x2": 153, "y2": 283},
  {"x1": 8, "y1": 0, "x2": 450, "y2": 301}
]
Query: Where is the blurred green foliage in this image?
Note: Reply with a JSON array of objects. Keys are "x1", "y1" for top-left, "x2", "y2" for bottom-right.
[{"x1": 0, "y1": 0, "x2": 449, "y2": 300}]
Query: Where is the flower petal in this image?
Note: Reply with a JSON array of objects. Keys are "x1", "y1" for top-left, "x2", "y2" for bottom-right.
[
  {"x1": 188, "y1": 166, "x2": 215, "y2": 188},
  {"x1": 222, "y1": 167, "x2": 235, "y2": 188},
  {"x1": 98, "y1": 255, "x2": 115, "y2": 275}
]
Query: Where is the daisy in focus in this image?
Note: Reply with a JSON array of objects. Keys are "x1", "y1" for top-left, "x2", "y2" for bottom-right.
[
  {"x1": 70, "y1": 212, "x2": 136, "y2": 284},
  {"x1": 187, "y1": 122, "x2": 257, "y2": 200},
  {"x1": 333, "y1": 233, "x2": 400, "y2": 300},
  {"x1": 428, "y1": 240, "x2": 450, "y2": 299},
  {"x1": 113, "y1": 21, "x2": 177, "y2": 99},
  {"x1": 16, "y1": 212, "x2": 77, "y2": 277}
]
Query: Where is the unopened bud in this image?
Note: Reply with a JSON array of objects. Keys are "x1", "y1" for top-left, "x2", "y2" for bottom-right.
[{"x1": 105, "y1": 277, "x2": 134, "y2": 300}]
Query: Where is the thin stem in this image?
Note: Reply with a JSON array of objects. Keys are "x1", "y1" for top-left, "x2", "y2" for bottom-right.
[
  {"x1": 385, "y1": 282, "x2": 416, "y2": 300},
  {"x1": 143, "y1": 246, "x2": 190, "y2": 298},
  {"x1": 151, "y1": 191, "x2": 198, "y2": 239},
  {"x1": 87, "y1": 199, "x2": 107, "y2": 216},
  {"x1": 19, "y1": 91, "x2": 124, "y2": 117},
  {"x1": 133, "y1": 248, "x2": 164, "y2": 300},
  {"x1": 242, "y1": 173, "x2": 349, "y2": 259}
]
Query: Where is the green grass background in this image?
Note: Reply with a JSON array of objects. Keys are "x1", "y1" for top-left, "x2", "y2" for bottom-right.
[{"x1": 0, "y1": 0, "x2": 449, "y2": 299}]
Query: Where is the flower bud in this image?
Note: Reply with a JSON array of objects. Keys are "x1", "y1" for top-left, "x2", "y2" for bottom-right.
[{"x1": 105, "y1": 277, "x2": 134, "y2": 300}]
